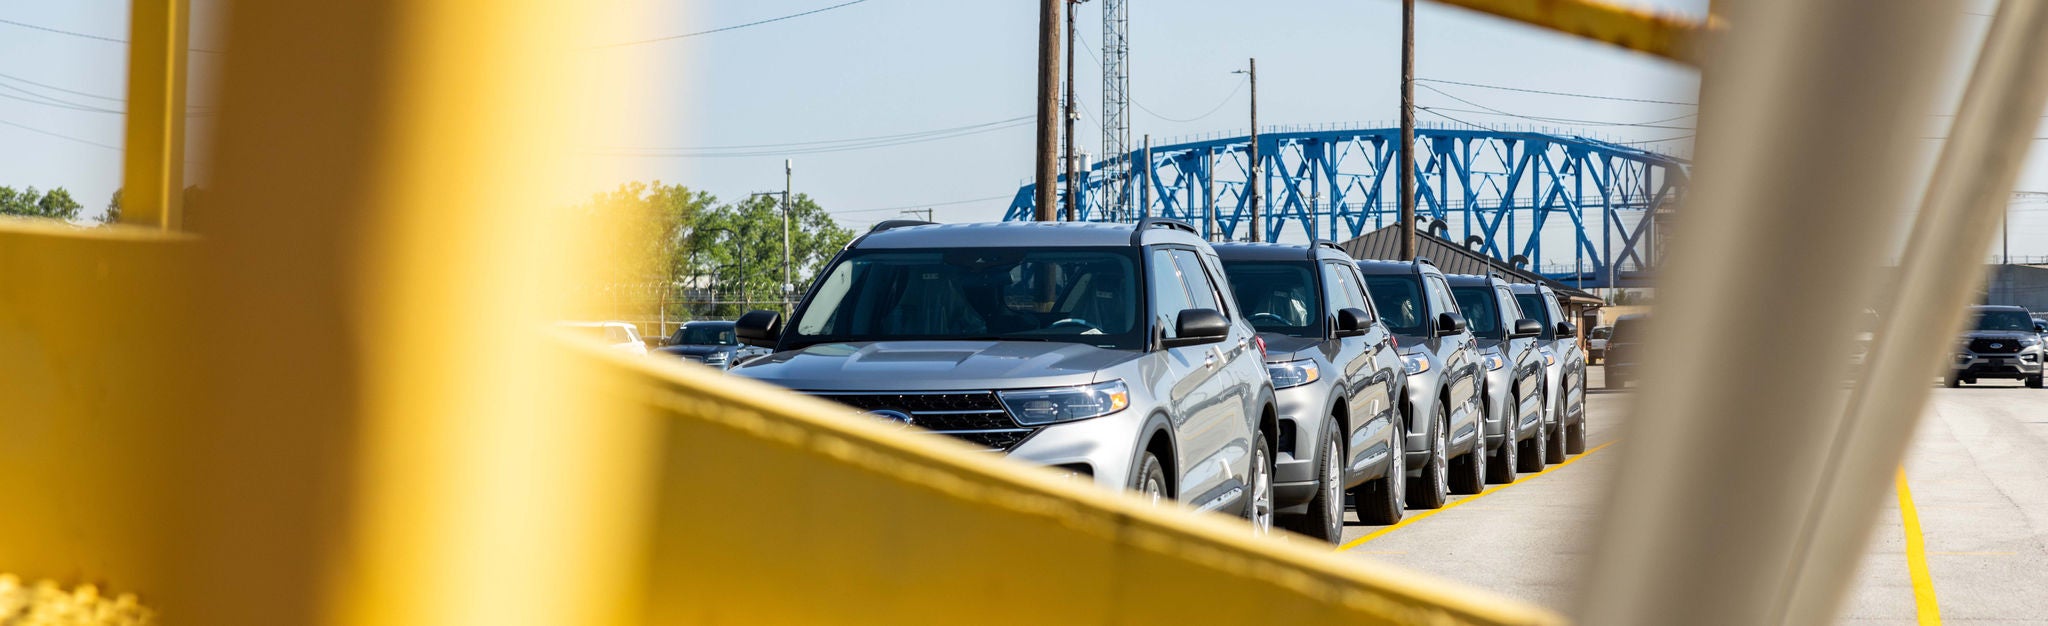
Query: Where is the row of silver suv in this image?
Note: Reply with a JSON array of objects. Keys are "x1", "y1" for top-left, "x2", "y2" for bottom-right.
[{"x1": 725, "y1": 219, "x2": 1586, "y2": 542}]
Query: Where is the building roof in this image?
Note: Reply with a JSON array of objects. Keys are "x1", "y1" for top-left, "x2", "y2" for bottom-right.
[{"x1": 1337, "y1": 224, "x2": 1602, "y2": 306}]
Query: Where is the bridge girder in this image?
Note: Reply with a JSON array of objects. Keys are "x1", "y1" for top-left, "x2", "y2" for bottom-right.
[{"x1": 1006, "y1": 126, "x2": 1689, "y2": 288}]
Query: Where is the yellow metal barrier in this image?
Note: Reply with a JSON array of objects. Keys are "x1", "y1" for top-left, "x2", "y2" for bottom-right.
[
  {"x1": 0, "y1": 0, "x2": 1565, "y2": 623},
  {"x1": 1429, "y1": 0, "x2": 1718, "y2": 66}
]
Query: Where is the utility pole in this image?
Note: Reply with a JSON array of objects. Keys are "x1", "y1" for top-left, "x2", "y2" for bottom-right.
[
  {"x1": 1398, "y1": 0, "x2": 1418, "y2": 260},
  {"x1": 1235, "y1": 58, "x2": 1260, "y2": 242},
  {"x1": 1063, "y1": 0, "x2": 1085, "y2": 221},
  {"x1": 1035, "y1": 0, "x2": 1062, "y2": 221},
  {"x1": 899, "y1": 208, "x2": 934, "y2": 222},
  {"x1": 782, "y1": 159, "x2": 794, "y2": 316}
]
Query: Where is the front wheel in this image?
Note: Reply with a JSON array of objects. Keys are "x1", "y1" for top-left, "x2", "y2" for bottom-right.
[
  {"x1": 1945, "y1": 374, "x2": 1961, "y2": 388},
  {"x1": 1565, "y1": 400, "x2": 1589, "y2": 454},
  {"x1": 1408, "y1": 403, "x2": 1452, "y2": 510},
  {"x1": 2028, "y1": 374, "x2": 2044, "y2": 389},
  {"x1": 1545, "y1": 392, "x2": 1568, "y2": 463},
  {"x1": 1351, "y1": 423, "x2": 1406, "y2": 525},
  {"x1": 1281, "y1": 422, "x2": 1345, "y2": 543},
  {"x1": 1243, "y1": 431, "x2": 1274, "y2": 535},
  {"x1": 1134, "y1": 451, "x2": 1169, "y2": 506},
  {"x1": 1488, "y1": 393, "x2": 1522, "y2": 484}
]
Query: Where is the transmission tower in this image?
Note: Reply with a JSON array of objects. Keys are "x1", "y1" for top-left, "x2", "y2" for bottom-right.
[{"x1": 1100, "y1": 0, "x2": 1131, "y2": 220}]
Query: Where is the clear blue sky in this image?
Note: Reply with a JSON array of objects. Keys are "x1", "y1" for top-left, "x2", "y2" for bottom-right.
[{"x1": 3, "y1": 0, "x2": 2043, "y2": 257}]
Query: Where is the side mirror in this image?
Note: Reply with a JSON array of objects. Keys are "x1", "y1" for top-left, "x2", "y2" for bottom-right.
[
  {"x1": 1164, "y1": 308, "x2": 1230, "y2": 348},
  {"x1": 734, "y1": 310, "x2": 782, "y2": 348},
  {"x1": 1436, "y1": 312, "x2": 1467, "y2": 336},
  {"x1": 1512, "y1": 318, "x2": 1543, "y2": 338},
  {"x1": 1557, "y1": 321, "x2": 1577, "y2": 337},
  {"x1": 1334, "y1": 308, "x2": 1370, "y2": 338},
  {"x1": 2036, "y1": 322, "x2": 2047, "y2": 334}
]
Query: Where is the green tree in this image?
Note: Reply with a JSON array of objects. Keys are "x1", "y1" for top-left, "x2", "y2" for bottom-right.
[
  {"x1": 0, "y1": 186, "x2": 83, "y2": 221},
  {"x1": 103, "y1": 189, "x2": 122, "y2": 224},
  {"x1": 579, "y1": 181, "x2": 717, "y2": 322},
  {"x1": 688, "y1": 193, "x2": 854, "y2": 319}
]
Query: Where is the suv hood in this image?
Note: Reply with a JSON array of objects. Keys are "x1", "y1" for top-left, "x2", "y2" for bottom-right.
[
  {"x1": 1258, "y1": 332, "x2": 1325, "y2": 362},
  {"x1": 732, "y1": 340, "x2": 1142, "y2": 391},
  {"x1": 1965, "y1": 331, "x2": 2037, "y2": 341},
  {"x1": 656, "y1": 344, "x2": 729, "y2": 357}
]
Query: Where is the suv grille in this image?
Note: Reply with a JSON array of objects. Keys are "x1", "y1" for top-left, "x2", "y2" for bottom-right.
[
  {"x1": 1970, "y1": 338, "x2": 2023, "y2": 355},
  {"x1": 807, "y1": 391, "x2": 1035, "y2": 451}
]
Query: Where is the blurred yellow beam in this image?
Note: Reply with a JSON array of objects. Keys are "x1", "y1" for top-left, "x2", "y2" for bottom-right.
[
  {"x1": 613, "y1": 352, "x2": 1563, "y2": 626},
  {"x1": 119, "y1": 0, "x2": 188, "y2": 230},
  {"x1": 1429, "y1": 0, "x2": 1716, "y2": 66}
]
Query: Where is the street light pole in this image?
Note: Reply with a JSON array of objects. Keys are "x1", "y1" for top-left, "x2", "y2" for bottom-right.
[{"x1": 783, "y1": 160, "x2": 794, "y2": 317}]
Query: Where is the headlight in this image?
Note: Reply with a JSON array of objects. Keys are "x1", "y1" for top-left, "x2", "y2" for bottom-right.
[
  {"x1": 1267, "y1": 359, "x2": 1321, "y2": 389},
  {"x1": 2020, "y1": 335, "x2": 2041, "y2": 347},
  {"x1": 1484, "y1": 354, "x2": 1506, "y2": 371},
  {"x1": 1000, "y1": 380, "x2": 1131, "y2": 426},
  {"x1": 1401, "y1": 353, "x2": 1431, "y2": 375},
  {"x1": 703, "y1": 352, "x2": 730, "y2": 362}
]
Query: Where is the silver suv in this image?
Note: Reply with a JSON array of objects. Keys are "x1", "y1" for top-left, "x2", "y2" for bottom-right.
[
  {"x1": 1447, "y1": 274, "x2": 1549, "y2": 482},
  {"x1": 1948, "y1": 305, "x2": 2044, "y2": 388},
  {"x1": 1216, "y1": 242, "x2": 1408, "y2": 540},
  {"x1": 729, "y1": 219, "x2": 1281, "y2": 531},
  {"x1": 1357, "y1": 258, "x2": 1485, "y2": 509},
  {"x1": 1511, "y1": 283, "x2": 1588, "y2": 458}
]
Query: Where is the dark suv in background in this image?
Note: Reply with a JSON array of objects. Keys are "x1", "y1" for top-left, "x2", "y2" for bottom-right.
[
  {"x1": 1512, "y1": 283, "x2": 1588, "y2": 458},
  {"x1": 1949, "y1": 305, "x2": 2044, "y2": 388},
  {"x1": 1357, "y1": 258, "x2": 1483, "y2": 509},
  {"x1": 1447, "y1": 274, "x2": 1548, "y2": 481},
  {"x1": 654, "y1": 320, "x2": 768, "y2": 370},
  {"x1": 731, "y1": 219, "x2": 1281, "y2": 531},
  {"x1": 1217, "y1": 242, "x2": 1408, "y2": 539}
]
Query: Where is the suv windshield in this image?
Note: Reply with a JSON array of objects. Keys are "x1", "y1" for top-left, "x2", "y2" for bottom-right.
[
  {"x1": 1975, "y1": 309, "x2": 2035, "y2": 332},
  {"x1": 1364, "y1": 275, "x2": 1427, "y2": 336},
  {"x1": 1450, "y1": 286, "x2": 1503, "y2": 338},
  {"x1": 677, "y1": 325, "x2": 736, "y2": 346},
  {"x1": 787, "y1": 247, "x2": 1143, "y2": 350},
  {"x1": 1222, "y1": 261, "x2": 1321, "y2": 336}
]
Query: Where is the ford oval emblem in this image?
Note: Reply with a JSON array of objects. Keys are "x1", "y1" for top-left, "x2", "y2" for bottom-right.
[
  {"x1": 869, "y1": 409, "x2": 914, "y2": 426},
  {"x1": 1991, "y1": 342, "x2": 2005, "y2": 349}
]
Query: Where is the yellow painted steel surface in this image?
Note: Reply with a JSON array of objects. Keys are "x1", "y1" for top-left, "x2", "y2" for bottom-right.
[
  {"x1": 119, "y1": 0, "x2": 187, "y2": 229},
  {"x1": 0, "y1": 0, "x2": 1564, "y2": 623},
  {"x1": 1429, "y1": 0, "x2": 1717, "y2": 66}
]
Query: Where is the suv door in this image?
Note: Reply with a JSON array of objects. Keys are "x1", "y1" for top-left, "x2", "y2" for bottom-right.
[
  {"x1": 1497, "y1": 284, "x2": 1543, "y2": 431},
  {"x1": 1422, "y1": 273, "x2": 1481, "y2": 448},
  {"x1": 1148, "y1": 247, "x2": 1244, "y2": 510},
  {"x1": 1323, "y1": 261, "x2": 1397, "y2": 477}
]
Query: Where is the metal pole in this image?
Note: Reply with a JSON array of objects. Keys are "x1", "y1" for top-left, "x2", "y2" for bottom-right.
[
  {"x1": 1140, "y1": 134, "x2": 1152, "y2": 217},
  {"x1": 783, "y1": 159, "x2": 794, "y2": 316},
  {"x1": 1035, "y1": 0, "x2": 1062, "y2": 221},
  {"x1": 1063, "y1": 0, "x2": 1081, "y2": 222},
  {"x1": 1247, "y1": 58, "x2": 1261, "y2": 242},
  {"x1": 1398, "y1": 0, "x2": 1417, "y2": 260},
  {"x1": 120, "y1": 0, "x2": 189, "y2": 230},
  {"x1": 1205, "y1": 148, "x2": 1219, "y2": 241}
]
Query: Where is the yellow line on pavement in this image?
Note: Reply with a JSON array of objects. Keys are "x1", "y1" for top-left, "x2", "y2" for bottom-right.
[
  {"x1": 1896, "y1": 470, "x2": 1943, "y2": 626},
  {"x1": 1337, "y1": 441, "x2": 1618, "y2": 552}
]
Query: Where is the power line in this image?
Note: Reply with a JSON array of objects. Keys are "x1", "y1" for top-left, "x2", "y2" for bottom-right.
[
  {"x1": 0, "y1": 16, "x2": 224, "y2": 53},
  {"x1": 1423, "y1": 105, "x2": 1694, "y2": 129},
  {"x1": 1417, "y1": 83, "x2": 1698, "y2": 128},
  {"x1": 0, "y1": 71, "x2": 123, "y2": 103},
  {"x1": 1134, "y1": 78, "x2": 1247, "y2": 123},
  {"x1": 588, "y1": 115, "x2": 1033, "y2": 158},
  {"x1": 0, "y1": 118, "x2": 119, "y2": 151},
  {"x1": 595, "y1": 0, "x2": 875, "y2": 49},
  {"x1": 1417, "y1": 77, "x2": 1697, "y2": 106},
  {"x1": 0, "y1": 82, "x2": 123, "y2": 114},
  {"x1": 835, "y1": 193, "x2": 1014, "y2": 215}
]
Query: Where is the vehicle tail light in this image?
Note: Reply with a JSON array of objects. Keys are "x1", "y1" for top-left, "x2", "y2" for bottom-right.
[{"x1": 1254, "y1": 335, "x2": 1267, "y2": 359}]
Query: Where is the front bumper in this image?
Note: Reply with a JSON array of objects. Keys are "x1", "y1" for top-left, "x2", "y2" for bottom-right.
[
  {"x1": 1272, "y1": 375, "x2": 1338, "y2": 507},
  {"x1": 1006, "y1": 406, "x2": 1150, "y2": 493},
  {"x1": 1952, "y1": 349, "x2": 2044, "y2": 380}
]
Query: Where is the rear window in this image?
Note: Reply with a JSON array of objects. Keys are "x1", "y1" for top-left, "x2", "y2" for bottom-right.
[{"x1": 1611, "y1": 317, "x2": 1645, "y2": 344}]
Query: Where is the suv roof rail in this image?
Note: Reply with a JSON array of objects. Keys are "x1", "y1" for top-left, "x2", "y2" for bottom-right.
[
  {"x1": 1414, "y1": 255, "x2": 1435, "y2": 267},
  {"x1": 1305, "y1": 240, "x2": 1346, "y2": 260},
  {"x1": 869, "y1": 219, "x2": 935, "y2": 233},
  {"x1": 1130, "y1": 217, "x2": 1199, "y2": 245}
]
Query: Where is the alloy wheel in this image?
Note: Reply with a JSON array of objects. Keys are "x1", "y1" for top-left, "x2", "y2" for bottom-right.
[{"x1": 1324, "y1": 437, "x2": 1343, "y2": 530}]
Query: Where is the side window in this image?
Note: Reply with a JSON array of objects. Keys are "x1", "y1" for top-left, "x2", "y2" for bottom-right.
[
  {"x1": 1170, "y1": 250, "x2": 1224, "y2": 317},
  {"x1": 1423, "y1": 275, "x2": 1454, "y2": 318},
  {"x1": 1321, "y1": 262, "x2": 1365, "y2": 316},
  {"x1": 1149, "y1": 249, "x2": 1194, "y2": 337},
  {"x1": 1346, "y1": 266, "x2": 1379, "y2": 322},
  {"x1": 1545, "y1": 292, "x2": 1568, "y2": 331},
  {"x1": 1198, "y1": 252, "x2": 1237, "y2": 318},
  {"x1": 1497, "y1": 286, "x2": 1522, "y2": 324}
]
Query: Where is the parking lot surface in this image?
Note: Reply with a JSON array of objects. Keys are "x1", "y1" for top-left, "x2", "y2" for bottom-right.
[{"x1": 1336, "y1": 366, "x2": 2048, "y2": 624}]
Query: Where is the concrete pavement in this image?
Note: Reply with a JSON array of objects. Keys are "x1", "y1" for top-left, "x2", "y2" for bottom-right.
[{"x1": 1334, "y1": 366, "x2": 2048, "y2": 624}]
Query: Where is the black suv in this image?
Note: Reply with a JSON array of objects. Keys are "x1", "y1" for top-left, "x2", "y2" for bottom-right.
[
  {"x1": 1356, "y1": 258, "x2": 1484, "y2": 509},
  {"x1": 1447, "y1": 274, "x2": 1549, "y2": 482},
  {"x1": 1948, "y1": 305, "x2": 2044, "y2": 388},
  {"x1": 1216, "y1": 242, "x2": 1409, "y2": 539}
]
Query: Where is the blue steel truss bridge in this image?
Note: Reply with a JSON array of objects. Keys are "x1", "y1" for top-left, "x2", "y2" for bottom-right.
[{"x1": 1005, "y1": 124, "x2": 1689, "y2": 288}]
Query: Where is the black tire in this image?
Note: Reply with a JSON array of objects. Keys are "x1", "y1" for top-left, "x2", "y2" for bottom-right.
[
  {"x1": 1281, "y1": 421, "x2": 1345, "y2": 543},
  {"x1": 2028, "y1": 375, "x2": 2044, "y2": 389},
  {"x1": 1544, "y1": 393, "x2": 1567, "y2": 464},
  {"x1": 1565, "y1": 393, "x2": 1589, "y2": 454},
  {"x1": 1516, "y1": 399, "x2": 1547, "y2": 473},
  {"x1": 1243, "y1": 431, "x2": 1274, "y2": 535},
  {"x1": 1945, "y1": 374, "x2": 1961, "y2": 388},
  {"x1": 1487, "y1": 393, "x2": 1520, "y2": 484},
  {"x1": 1450, "y1": 411, "x2": 1487, "y2": 495},
  {"x1": 1134, "y1": 451, "x2": 1169, "y2": 506},
  {"x1": 1351, "y1": 421, "x2": 1406, "y2": 525},
  {"x1": 1408, "y1": 402, "x2": 1452, "y2": 509}
]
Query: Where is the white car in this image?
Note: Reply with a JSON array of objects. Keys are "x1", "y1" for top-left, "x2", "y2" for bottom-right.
[{"x1": 557, "y1": 321, "x2": 649, "y2": 356}]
